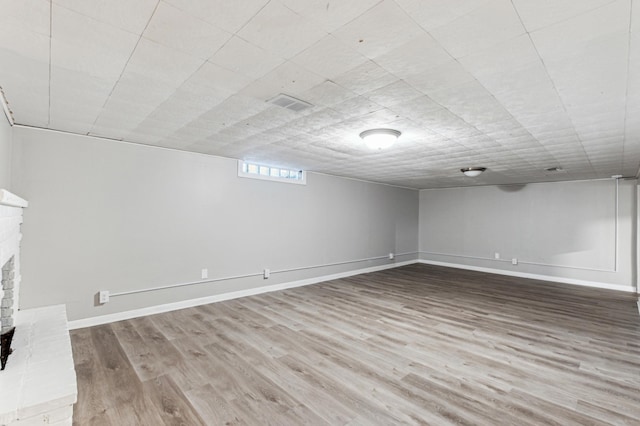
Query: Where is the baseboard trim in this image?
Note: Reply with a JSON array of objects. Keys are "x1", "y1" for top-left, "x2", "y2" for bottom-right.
[
  {"x1": 68, "y1": 259, "x2": 418, "y2": 329},
  {"x1": 418, "y1": 259, "x2": 635, "y2": 293}
]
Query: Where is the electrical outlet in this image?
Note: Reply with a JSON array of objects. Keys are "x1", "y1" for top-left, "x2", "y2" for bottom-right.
[
  {"x1": 99, "y1": 290, "x2": 110, "y2": 304},
  {"x1": 201, "y1": 268, "x2": 208, "y2": 279},
  {"x1": 494, "y1": 252, "x2": 500, "y2": 259},
  {"x1": 388, "y1": 253, "x2": 394, "y2": 260},
  {"x1": 512, "y1": 258, "x2": 518, "y2": 265},
  {"x1": 263, "y1": 268, "x2": 270, "y2": 279}
]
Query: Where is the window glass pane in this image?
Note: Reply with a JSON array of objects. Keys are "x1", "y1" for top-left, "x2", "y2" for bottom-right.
[{"x1": 239, "y1": 161, "x2": 305, "y2": 184}]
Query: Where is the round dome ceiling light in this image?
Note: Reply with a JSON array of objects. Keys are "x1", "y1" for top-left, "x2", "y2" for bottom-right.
[
  {"x1": 359, "y1": 128, "x2": 401, "y2": 150},
  {"x1": 461, "y1": 167, "x2": 487, "y2": 177}
]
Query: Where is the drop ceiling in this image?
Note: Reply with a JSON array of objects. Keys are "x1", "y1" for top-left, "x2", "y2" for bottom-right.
[{"x1": 0, "y1": 0, "x2": 638, "y2": 189}]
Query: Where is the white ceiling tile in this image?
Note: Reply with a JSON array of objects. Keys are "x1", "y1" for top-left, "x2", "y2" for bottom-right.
[
  {"x1": 429, "y1": 0, "x2": 526, "y2": 59},
  {"x1": 332, "y1": 0, "x2": 425, "y2": 59},
  {"x1": 0, "y1": 0, "x2": 50, "y2": 36},
  {"x1": 51, "y1": 5, "x2": 139, "y2": 81},
  {"x1": 333, "y1": 61, "x2": 398, "y2": 95},
  {"x1": 390, "y1": 96, "x2": 443, "y2": 120},
  {"x1": 405, "y1": 61, "x2": 476, "y2": 94},
  {"x1": 394, "y1": 0, "x2": 492, "y2": 31},
  {"x1": 458, "y1": 34, "x2": 540, "y2": 78},
  {"x1": 143, "y1": 1, "x2": 232, "y2": 60},
  {"x1": 365, "y1": 80, "x2": 423, "y2": 107},
  {"x1": 331, "y1": 96, "x2": 385, "y2": 119},
  {"x1": 257, "y1": 61, "x2": 326, "y2": 97},
  {"x1": 292, "y1": 35, "x2": 368, "y2": 81},
  {"x1": 125, "y1": 38, "x2": 205, "y2": 85},
  {"x1": 52, "y1": 0, "x2": 157, "y2": 34},
  {"x1": 209, "y1": 36, "x2": 284, "y2": 80},
  {"x1": 164, "y1": 0, "x2": 269, "y2": 34},
  {"x1": 49, "y1": 66, "x2": 113, "y2": 131},
  {"x1": 373, "y1": 33, "x2": 453, "y2": 78},
  {"x1": 0, "y1": 7, "x2": 50, "y2": 61},
  {"x1": 280, "y1": 0, "x2": 380, "y2": 32},
  {"x1": 0, "y1": 50, "x2": 49, "y2": 126},
  {"x1": 512, "y1": 0, "x2": 621, "y2": 32},
  {"x1": 530, "y1": 0, "x2": 630, "y2": 61},
  {"x1": 301, "y1": 81, "x2": 358, "y2": 108},
  {"x1": 237, "y1": 1, "x2": 327, "y2": 59},
  {"x1": 186, "y1": 61, "x2": 253, "y2": 96}
]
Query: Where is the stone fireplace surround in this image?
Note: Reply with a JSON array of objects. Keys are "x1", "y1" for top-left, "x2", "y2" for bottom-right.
[{"x1": 0, "y1": 189, "x2": 77, "y2": 425}]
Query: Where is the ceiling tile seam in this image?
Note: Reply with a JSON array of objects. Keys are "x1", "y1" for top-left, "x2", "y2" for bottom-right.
[
  {"x1": 50, "y1": 3, "x2": 149, "y2": 37},
  {"x1": 128, "y1": 1, "x2": 330, "y2": 144},
  {"x1": 374, "y1": 75, "x2": 549, "y2": 172},
  {"x1": 620, "y1": 0, "x2": 636, "y2": 175},
  {"x1": 514, "y1": 0, "x2": 622, "y2": 33},
  {"x1": 321, "y1": 0, "x2": 386, "y2": 34},
  {"x1": 224, "y1": 0, "x2": 272, "y2": 36},
  {"x1": 87, "y1": 0, "x2": 162, "y2": 135},
  {"x1": 369, "y1": 3, "x2": 553, "y2": 171},
  {"x1": 387, "y1": 1, "x2": 568, "y2": 172},
  {"x1": 509, "y1": 0, "x2": 598, "y2": 176},
  {"x1": 368, "y1": 104, "x2": 532, "y2": 174}
]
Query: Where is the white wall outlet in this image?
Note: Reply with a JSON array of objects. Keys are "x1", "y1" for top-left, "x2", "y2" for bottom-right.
[
  {"x1": 512, "y1": 258, "x2": 518, "y2": 265},
  {"x1": 389, "y1": 253, "x2": 394, "y2": 260},
  {"x1": 99, "y1": 290, "x2": 110, "y2": 304},
  {"x1": 263, "y1": 268, "x2": 270, "y2": 279},
  {"x1": 201, "y1": 268, "x2": 208, "y2": 279},
  {"x1": 494, "y1": 252, "x2": 500, "y2": 259}
]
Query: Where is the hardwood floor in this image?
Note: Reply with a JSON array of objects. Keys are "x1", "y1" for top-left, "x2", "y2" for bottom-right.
[{"x1": 71, "y1": 264, "x2": 640, "y2": 425}]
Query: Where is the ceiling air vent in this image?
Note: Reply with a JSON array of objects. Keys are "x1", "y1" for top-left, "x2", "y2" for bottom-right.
[{"x1": 267, "y1": 94, "x2": 313, "y2": 112}]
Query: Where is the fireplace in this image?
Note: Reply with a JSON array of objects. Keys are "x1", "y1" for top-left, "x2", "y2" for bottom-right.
[
  {"x1": 1, "y1": 256, "x2": 16, "y2": 369},
  {"x1": 0, "y1": 190, "x2": 26, "y2": 368},
  {"x1": 0, "y1": 189, "x2": 77, "y2": 425}
]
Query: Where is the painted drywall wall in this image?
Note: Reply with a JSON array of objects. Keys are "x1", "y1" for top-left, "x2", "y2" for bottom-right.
[
  {"x1": 0, "y1": 110, "x2": 11, "y2": 190},
  {"x1": 11, "y1": 127, "x2": 419, "y2": 321},
  {"x1": 419, "y1": 179, "x2": 637, "y2": 289}
]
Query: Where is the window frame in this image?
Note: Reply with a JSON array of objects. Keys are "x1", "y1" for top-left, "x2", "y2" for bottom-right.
[{"x1": 237, "y1": 160, "x2": 307, "y2": 185}]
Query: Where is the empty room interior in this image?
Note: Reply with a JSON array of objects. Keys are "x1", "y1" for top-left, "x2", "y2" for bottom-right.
[{"x1": 1, "y1": 0, "x2": 640, "y2": 425}]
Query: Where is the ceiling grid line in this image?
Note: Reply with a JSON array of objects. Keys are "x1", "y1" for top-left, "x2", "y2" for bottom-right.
[
  {"x1": 87, "y1": 0, "x2": 162, "y2": 136},
  {"x1": 508, "y1": 0, "x2": 597, "y2": 176}
]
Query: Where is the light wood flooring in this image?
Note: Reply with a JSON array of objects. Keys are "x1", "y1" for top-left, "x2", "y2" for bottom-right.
[{"x1": 71, "y1": 264, "x2": 640, "y2": 425}]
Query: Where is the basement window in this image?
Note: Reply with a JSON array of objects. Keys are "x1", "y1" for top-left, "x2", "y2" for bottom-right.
[{"x1": 238, "y1": 160, "x2": 306, "y2": 185}]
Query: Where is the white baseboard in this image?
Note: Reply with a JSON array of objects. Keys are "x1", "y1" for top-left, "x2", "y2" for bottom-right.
[
  {"x1": 68, "y1": 259, "x2": 418, "y2": 329},
  {"x1": 417, "y1": 259, "x2": 636, "y2": 293}
]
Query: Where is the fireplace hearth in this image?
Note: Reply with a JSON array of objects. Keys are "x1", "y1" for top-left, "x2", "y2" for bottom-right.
[{"x1": 0, "y1": 326, "x2": 13, "y2": 370}]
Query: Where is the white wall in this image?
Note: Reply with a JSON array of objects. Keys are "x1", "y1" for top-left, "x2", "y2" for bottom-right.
[
  {"x1": 419, "y1": 179, "x2": 637, "y2": 290},
  {"x1": 0, "y1": 111, "x2": 11, "y2": 190},
  {"x1": 12, "y1": 127, "x2": 419, "y2": 321}
]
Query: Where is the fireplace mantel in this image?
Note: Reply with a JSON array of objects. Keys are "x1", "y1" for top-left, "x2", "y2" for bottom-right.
[{"x1": 0, "y1": 189, "x2": 28, "y2": 209}]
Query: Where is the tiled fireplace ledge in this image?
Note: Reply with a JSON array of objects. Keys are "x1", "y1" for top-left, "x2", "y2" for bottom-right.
[{"x1": 0, "y1": 305, "x2": 77, "y2": 425}]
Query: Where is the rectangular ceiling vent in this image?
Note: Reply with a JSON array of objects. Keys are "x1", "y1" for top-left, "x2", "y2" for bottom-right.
[{"x1": 267, "y1": 94, "x2": 313, "y2": 112}]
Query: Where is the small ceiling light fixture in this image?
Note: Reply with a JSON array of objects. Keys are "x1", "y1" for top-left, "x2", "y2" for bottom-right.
[
  {"x1": 545, "y1": 166, "x2": 564, "y2": 172},
  {"x1": 461, "y1": 167, "x2": 487, "y2": 177},
  {"x1": 359, "y1": 128, "x2": 401, "y2": 150}
]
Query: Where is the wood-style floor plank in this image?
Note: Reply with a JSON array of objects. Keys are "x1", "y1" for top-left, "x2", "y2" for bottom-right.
[{"x1": 71, "y1": 264, "x2": 640, "y2": 425}]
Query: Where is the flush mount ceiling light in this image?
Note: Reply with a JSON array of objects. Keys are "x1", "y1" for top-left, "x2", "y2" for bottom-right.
[
  {"x1": 461, "y1": 167, "x2": 487, "y2": 177},
  {"x1": 545, "y1": 166, "x2": 564, "y2": 172},
  {"x1": 359, "y1": 128, "x2": 401, "y2": 150}
]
